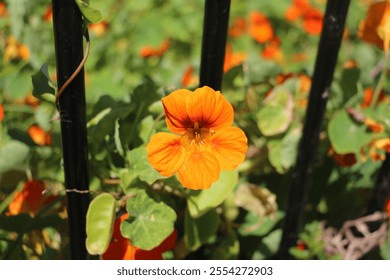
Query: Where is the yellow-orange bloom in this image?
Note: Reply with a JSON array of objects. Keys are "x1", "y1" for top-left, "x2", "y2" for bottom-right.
[
  {"x1": 147, "y1": 86, "x2": 247, "y2": 190},
  {"x1": 359, "y1": 1, "x2": 390, "y2": 53}
]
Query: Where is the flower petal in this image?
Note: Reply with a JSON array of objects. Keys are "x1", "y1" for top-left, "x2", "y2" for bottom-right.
[
  {"x1": 186, "y1": 86, "x2": 234, "y2": 131},
  {"x1": 162, "y1": 89, "x2": 193, "y2": 134},
  {"x1": 177, "y1": 150, "x2": 220, "y2": 190},
  {"x1": 211, "y1": 127, "x2": 248, "y2": 170},
  {"x1": 146, "y1": 132, "x2": 186, "y2": 176}
]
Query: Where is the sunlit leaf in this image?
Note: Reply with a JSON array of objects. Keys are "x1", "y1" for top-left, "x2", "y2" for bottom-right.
[
  {"x1": 125, "y1": 145, "x2": 165, "y2": 186},
  {"x1": 75, "y1": 0, "x2": 103, "y2": 23},
  {"x1": 257, "y1": 87, "x2": 293, "y2": 136},
  {"x1": 328, "y1": 110, "x2": 375, "y2": 154},
  {"x1": 188, "y1": 170, "x2": 238, "y2": 218},
  {"x1": 121, "y1": 189, "x2": 176, "y2": 250}
]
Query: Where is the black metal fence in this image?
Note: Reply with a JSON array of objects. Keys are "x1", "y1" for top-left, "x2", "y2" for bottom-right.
[{"x1": 51, "y1": 0, "x2": 389, "y2": 259}]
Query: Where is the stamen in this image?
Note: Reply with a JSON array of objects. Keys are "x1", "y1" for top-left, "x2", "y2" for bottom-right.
[{"x1": 194, "y1": 121, "x2": 199, "y2": 130}]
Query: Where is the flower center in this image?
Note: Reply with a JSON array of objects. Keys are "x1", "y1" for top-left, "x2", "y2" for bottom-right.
[{"x1": 180, "y1": 121, "x2": 212, "y2": 150}]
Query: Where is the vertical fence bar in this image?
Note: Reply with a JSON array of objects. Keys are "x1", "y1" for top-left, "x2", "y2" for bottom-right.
[
  {"x1": 51, "y1": 0, "x2": 90, "y2": 259},
  {"x1": 199, "y1": 0, "x2": 231, "y2": 91},
  {"x1": 367, "y1": 154, "x2": 390, "y2": 214},
  {"x1": 277, "y1": 0, "x2": 351, "y2": 259}
]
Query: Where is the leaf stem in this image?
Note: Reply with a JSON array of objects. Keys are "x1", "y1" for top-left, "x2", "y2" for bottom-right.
[{"x1": 370, "y1": 54, "x2": 388, "y2": 109}]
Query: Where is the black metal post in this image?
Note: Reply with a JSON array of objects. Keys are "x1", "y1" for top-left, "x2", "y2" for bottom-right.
[
  {"x1": 51, "y1": 0, "x2": 90, "y2": 259},
  {"x1": 199, "y1": 0, "x2": 231, "y2": 91},
  {"x1": 367, "y1": 154, "x2": 390, "y2": 214},
  {"x1": 277, "y1": 0, "x2": 351, "y2": 259}
]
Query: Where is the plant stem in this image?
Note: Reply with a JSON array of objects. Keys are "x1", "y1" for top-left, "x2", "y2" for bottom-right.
[{"x1": 370, "y1": 54, "x2": 388, "y2": 109}]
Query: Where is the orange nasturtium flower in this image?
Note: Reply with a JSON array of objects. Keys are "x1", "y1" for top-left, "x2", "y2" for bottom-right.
[
  {"x1": 248, "y1": 11, "x2": 274, "y2": 44},
  {"x1": 228, "y1": 17, "x2": 247, "y2": 38},
  {"x1": 386, "y1": 197, "x2": 390, "y2": 220},
  {"x1": 0, "y1": 103, "x2": 4, "y2": 121},
  {"x1": 8, "y1": 180, "x2": 55, "y2": 216},
  {"x1": 28, "y1": 125, "x2": 52, "y2": 146},
  {"x1": 89, "y1": 21, "x2": 109, "y2": 37},
  {"x1": 359, "y1": 1, "x2": 390, "y2": 54},
  {"x1": 285, "y1": 0, "x2": 310, "y2": 22},
  {"x1": 224, "y1": 44, "x2": 247, "y2": 73},
  {"x1": 181, "y1": 66, "x2": 198, "y2": 87},
  {"x1": 103, "y1": 213, "x2": 177, "y2": 260},
  {"x1": 146, "y1": 86, "x2": 248, "y2": 190},
  {"x1": 139, "y1": 39, "x2": 170, "y2": 58},
  {"x1": 302, "y1": 7, "x2": 323, "y2": 35},
  {"x1": 43, "y1": 6, "x2": 52, "y2": 22}
]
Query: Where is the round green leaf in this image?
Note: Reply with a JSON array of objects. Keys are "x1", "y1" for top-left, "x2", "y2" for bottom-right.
[
  {"x1": 281, "y1": 128, "x2": 301, "y2": 169},
  {"x1": 75, "y1": 0, "x2": 103, "y2": 23},
  {"x1": 257, "y1": 87, "x2": 293, "y2": 136},
  {"x1": 0, "y1": 141, "x2": 30, "y2": 173},
  {"x1": 267, "y1": 139, "x2": 284, "y2": 173},
  {"x1": 121, "y1": 189, "x2": 176, "y2": 250},
  {"x1": 188, "y1": 170, "x2": 238, "y2": 218},
  {"x1": 328, "y1": 110, "x2": 375, "y2": 154},
  {"x1": 126, "y1": 146, "x2": 165, "y2": 186},
  {"x1": 86, "y1": 193, "x2": 116, "y2": 255}
]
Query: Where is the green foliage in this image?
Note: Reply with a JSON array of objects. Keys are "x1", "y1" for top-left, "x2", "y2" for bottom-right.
[
  {"x1": 184, "y1": 209, "x2": 220, "y2": 251},
  {"x1": 121, "y1": 189, "x2": 176, "y2": 250},
  {"x1": 188, "y1": 170, "x2": 238, "y2": 218},
  {"x1": 75, "y1": 0, "x2": 103, "y2": 23},
  {"x1": 328, "y1": 110, "x2": 376, "y2": 154},
  {"x1": 0, "y1": 141, "x2": 30, "y2": 174},
  {"x1": 86, "y1": 193, "x2": 116, "y2": 255}
]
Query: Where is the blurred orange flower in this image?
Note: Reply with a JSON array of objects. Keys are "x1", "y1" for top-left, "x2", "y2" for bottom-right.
[
  {"x1": 28, "y1": 125, "x2": 52, "y2": 146},
  {"x1": 364, "y1": 118, "x2": 384, "y2": 133},
  {"x1": 147, "y1": 86, "x2": 247, "y2": 190},
  {"x1": 102, "y1": 213, "x2": 177, "y2": 260},
  {"x1": 43, "y1": 6, "x2": 52, "y2": 22},
  {"x1": 359, "y1": 1, "x2": 390, "y2": 53},
  {"x1": 3, "y1": 37, "x2": 30, "y2": 63},
  {"x1": 181, "y1": 66, "x2": 198, "y2": 87},
  {"x1": 328, "y1": 146, "x2": 357, "y2": 167},
  {"x1": 224, "y1": 44, "x2": 247, "y2": 72},
  {"x1": 89, "y1": 21, "x2": 109, "y2": 37},
  {"x1": 360, "y1": 87, "x2": 386, "y2": 108},
  {"x1": 229, "y1": 17, "x2": 247, "y2": 38},
  {"x1": 8, "y1": 180, "x2": 55, "y2": 216},
  {"x1": 0, "y1": 2, "x2": 8, "y2": 17},
  {"x1": 0, "y1": 103, "x2": 4, "y2": 121},
  {"x1": 139, "y1": 39, "x2": 170, "y2": 58},
  {"x1": 302, "y1": 7, "x2": 323, "y2": 35},
  {"x1": 262, "y1": 37, "x2": 283, "y2": 61},
  {"x1": 285, "y1": 0, "x2": 311, "y2": 22},
  {"x1": 248, "y1": 11, "x2": 274, "y2": 43},
  {"x1": 285, "y1": 0, "x2": 323, "y2": 35},
  {"x1": 386, "y1": 197, "x2": 390, "y2": 220}
]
